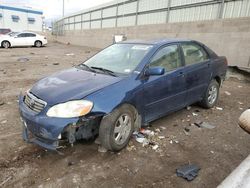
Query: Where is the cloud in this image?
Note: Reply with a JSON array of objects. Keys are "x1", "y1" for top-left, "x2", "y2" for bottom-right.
[{"x1": 1, "y1": 0, "x2": 114, "y2": 19}]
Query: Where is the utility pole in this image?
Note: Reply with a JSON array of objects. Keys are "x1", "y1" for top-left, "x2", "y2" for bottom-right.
[{"x1": 62, "y1": 0, "x2": 65, "y2": 17}]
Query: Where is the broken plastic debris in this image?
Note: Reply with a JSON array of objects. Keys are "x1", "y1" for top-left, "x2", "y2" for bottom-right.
[
  {"x1": 225, "y1": 91, "x2": 231, "y2": 96},
  {"x1": 158, "y1": 136, "x2": 165, "y2": 139},
  {"x1": 155, "y1": 128, "x2": 161, "y2": 133},
  {"x1": 133, "y1": 131, "x2": 149, "y2": 145},
  {"x1": 152, "y1": 145, "x2": 159, "y2": 150},
  {"x1": 135, "y1": 137, "x2": 147, "y2": 144},
  {"x1": 183, "y1": 129, "x2": 190, "y2": 136},
  {"x1": 127, "y1": 145, "x2": 136, "y2": 151},
  {"x1": 194, "y1": 122, "x2": 215, "y2": 129},
  {"x1": 216, "y1": 107, "x2": 223, "y2": 111},
  {"x1": 200, "y1": 122, "x2": 215, "y2": 129},
  {"x1": 140, "y1": 129, "x2": 155, "y2": 136},
  {"x1": 1, "y1": 120, "x2": 7, "y2": 124},
  {"x1": 176, "y1": 164, "x2": 200, "y2": 181},
  {"x1": 192, "y1": 112, "x2": 198, "y2": 116},
  {"x1": 17, "y1": 57, "x2": 29, "y2": 62}
]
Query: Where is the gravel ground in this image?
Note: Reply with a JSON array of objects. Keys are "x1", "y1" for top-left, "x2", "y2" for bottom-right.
[{"x1": 0, "y1": 42, "x2": 249, "y2": 188}]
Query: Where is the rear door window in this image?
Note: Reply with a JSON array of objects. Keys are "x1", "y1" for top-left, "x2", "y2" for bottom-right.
[
  {"x1": 181, "y1": 43, "x2": 209, "y2": 66},
  {"x1": 25, "y1": 33, "x2": 36, "y2": 37}
]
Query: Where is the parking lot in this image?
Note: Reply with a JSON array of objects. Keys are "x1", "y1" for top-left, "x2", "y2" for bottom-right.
[{"x1": 0, "y1": 42, "x2": 250, "y2": 188}]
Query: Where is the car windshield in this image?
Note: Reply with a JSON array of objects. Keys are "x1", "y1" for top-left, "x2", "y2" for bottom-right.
[
  {"x1": 83, "y1": 43, "x2": 153, "y2": 75},
  {"x1": 7, "y1": 32, "x2": 19, "y2": 36}
]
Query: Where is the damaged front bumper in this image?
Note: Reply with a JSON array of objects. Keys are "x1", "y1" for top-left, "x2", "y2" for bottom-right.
[{"x1": 19, "y1": 95, "x2": 101, "y2": 151}]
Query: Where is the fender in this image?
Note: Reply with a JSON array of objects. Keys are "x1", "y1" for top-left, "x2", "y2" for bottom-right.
[{"x1": 84, "y1": 75, "x2": 145, "y2": 123}]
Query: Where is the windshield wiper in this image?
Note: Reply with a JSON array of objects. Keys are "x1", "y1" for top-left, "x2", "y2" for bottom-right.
[
  {"x1": 77, "y1": 64, "x2": 96, "y2": 73},
  {"x1": 90, "y1": 66, "x2": 117, "y2": 77}
]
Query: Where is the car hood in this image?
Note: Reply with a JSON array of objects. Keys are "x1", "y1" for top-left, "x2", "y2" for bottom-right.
[
  {"x1": 30, "y1": 67, "x2": 123, "y2": 105},
  {"x1": 0, "y1": 35, "x2": 11, "y2": 39}
]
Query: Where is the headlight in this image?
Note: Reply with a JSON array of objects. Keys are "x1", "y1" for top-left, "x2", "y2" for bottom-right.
[{"x1": 47, "y1": 100, "x2": 93, "y2": 118}]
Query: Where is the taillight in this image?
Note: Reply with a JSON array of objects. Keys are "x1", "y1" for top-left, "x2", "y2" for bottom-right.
[{"x1": 224, "y1": 58, "x2": 228, "y2": 65}]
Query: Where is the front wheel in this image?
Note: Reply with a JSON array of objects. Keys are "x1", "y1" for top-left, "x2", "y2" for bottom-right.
[
  {"x1": 99, "y1": 105, "x2": 135, "y2": 151},
  {"x1": 2, "y1": 41, "x2": 10, "y2": 49},
  {"x1": 200, "y1": 80, "x2": 219, "y2": 108}
]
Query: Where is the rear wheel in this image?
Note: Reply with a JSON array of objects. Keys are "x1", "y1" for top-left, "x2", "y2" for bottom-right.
[
  {"x1": 200, "y1": 80, "x2": 219, "y2": 108},
  {"x1": 35, "y1": 41, "x2": 42, "y2": 48},
  {"x1": 99, "y1": 105, "x2": 135, "y2": 151},
  {"x1": 2, "y1": 41, "x2": 10, "y2": 49}
]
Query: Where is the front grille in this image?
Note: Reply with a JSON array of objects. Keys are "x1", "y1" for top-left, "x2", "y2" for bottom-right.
[{"x1": 24, "y1": 92, "x2": 47, "y2": 113}]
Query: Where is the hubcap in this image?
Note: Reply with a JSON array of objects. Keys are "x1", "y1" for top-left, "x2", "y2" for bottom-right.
[
  {"x1": 36, "y1": 42, "x2": 41, "y2": 47},
  {"x1": 208, "y1": 85, "x2": 217, "y2": 105},
  {"x1": 113, "y1": 114, "x2": 132, "y2": 145},
  {"x1": 3, "y1": 42, "x2": 9, "y2": 48}
]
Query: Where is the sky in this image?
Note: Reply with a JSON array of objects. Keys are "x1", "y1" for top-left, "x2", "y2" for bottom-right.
[{"x1": 0, "y1": 0, "x2": 114, "y2": 20}]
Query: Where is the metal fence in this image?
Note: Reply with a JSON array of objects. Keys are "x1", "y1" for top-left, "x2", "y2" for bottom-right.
[{"x1": 53, "y1": 0, "x2": 250, "y2": 35}]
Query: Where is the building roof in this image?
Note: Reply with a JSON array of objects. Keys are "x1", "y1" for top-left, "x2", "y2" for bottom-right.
[{"x1": 0, "y1": 5, "x2": 43, "y2": 15}]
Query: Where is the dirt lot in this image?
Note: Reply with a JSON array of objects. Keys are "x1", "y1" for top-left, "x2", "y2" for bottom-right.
[{"x1": 0, "y1": 42, "x2": 250, "y2": 188}]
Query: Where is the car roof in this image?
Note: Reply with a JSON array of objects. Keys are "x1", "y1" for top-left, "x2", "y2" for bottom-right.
[
  {"x1": 119, "y1": 38, "x2": 193, "y2": 46},
  {"x1": 20, "y1": 31, "x2": 37, "y2": 34}
]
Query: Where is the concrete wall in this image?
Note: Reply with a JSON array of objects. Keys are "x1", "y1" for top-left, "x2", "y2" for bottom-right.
[{"x1": 54, "y1": 17, "x2": 250, "y2": 68}]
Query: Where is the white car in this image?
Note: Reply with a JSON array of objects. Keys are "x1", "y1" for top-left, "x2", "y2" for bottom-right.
[{"x1": 0, "y1": 32, "x2": 48, "y2": 48}]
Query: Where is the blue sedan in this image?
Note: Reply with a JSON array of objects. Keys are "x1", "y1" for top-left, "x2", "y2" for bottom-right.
[{"x1": 19, "y1": 39, "x2": 227, "y2": 151}]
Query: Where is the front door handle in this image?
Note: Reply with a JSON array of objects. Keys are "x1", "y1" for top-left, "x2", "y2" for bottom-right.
[{"x1": 179, "y1": 71, "x2": 185, "y2": 77}]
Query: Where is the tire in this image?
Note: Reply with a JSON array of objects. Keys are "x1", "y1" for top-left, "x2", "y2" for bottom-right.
[
  {"x1": 200, "y1": 79, "x2": 220, "y2": 108},
  {"x1": 99, "y1": 105, "x2": 135, "y2": 151},
  {"x1": 35, "y1": 41, "x2": 42, "y2": 48},
  {"x1": 2, "y1": 41, "x2": 10, "y2": 49}
]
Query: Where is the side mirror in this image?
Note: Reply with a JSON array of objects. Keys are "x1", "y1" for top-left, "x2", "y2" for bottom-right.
[{"x1": 145, "y1": 67, "x2": 165, "y2": 76}]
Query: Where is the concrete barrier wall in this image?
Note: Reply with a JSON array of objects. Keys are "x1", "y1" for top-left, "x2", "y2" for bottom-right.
[{"x1": 53, "y1": 17, "x2": 250, "y2": 68}]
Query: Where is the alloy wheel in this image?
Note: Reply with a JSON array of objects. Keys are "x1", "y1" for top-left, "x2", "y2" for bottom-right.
[
  {"x1": 3, "y1": 42, "x2": 9, "y2": 48},
  {"x1": 208, "y1": 85, "x2": 218, "y2": 105},
  {"x1": 113, "y1": 114, "x2": 132, "y2": 145},
  {"x1": 35, "y1": 41, "x2": 42, "y2": 47}
]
